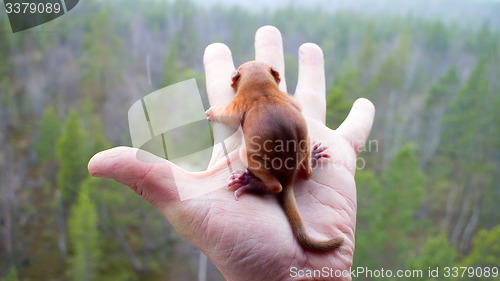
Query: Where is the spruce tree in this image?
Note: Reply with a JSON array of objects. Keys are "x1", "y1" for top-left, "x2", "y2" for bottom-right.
[
  {"x1": 326, "y1": 86, "x2": 352, "y2": 129},
  {"x1": 353, "y1": 170, "x2": 384, "y2": 269},
  {"x1": 37, "y1": 106, "x2": 62, "y2": 165},
  {"x1": 440, "y1": 58, "x2": 497, "y2": 251},
  {"x1": 56, "y1": 110, "x2": 87, "y2": 206},
  {"x1": 421, "y1": 66, "x2": 460, "y2": 165},
  {"x1": 380, "y1": 144, "x2": 425, "y2": 267},
  {"x1": 55, "y1": 110, "x2": 87, "y2": 256},
  {"x1": 354, "y1": 145, "x2": 425, "y2": 270},
  {"x1": 67, "y1": 178, "x2": 101, "y2": 281}
]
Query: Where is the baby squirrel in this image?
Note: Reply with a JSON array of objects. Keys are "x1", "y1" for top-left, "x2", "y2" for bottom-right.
[{"x1": 206, "y1": 61, "x2": 343, "y2": 251}]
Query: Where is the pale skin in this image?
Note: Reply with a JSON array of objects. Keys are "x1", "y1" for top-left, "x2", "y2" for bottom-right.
[{"x1": 88, "y1": 26, "x2": 375, "y2": 281}]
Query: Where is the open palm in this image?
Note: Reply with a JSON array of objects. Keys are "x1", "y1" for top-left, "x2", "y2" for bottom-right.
[{"x1": 88, "y1": 26, "x2": 374, "y2": 281}]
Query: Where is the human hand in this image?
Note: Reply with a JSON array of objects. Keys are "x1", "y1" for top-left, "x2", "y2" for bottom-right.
[{"x1": 88, "y1": 25, "x2": 374, "y2": 281}]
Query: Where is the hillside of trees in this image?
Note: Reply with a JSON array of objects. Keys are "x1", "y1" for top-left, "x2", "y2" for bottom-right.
[{"x1": 0, "y1": 0, "x2": 499, "y2": 280}]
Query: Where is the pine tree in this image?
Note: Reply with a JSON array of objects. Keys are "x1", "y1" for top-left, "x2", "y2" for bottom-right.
[
  {"x1": 407, "y1": 233, "x2": 458, "y2": 280},
  {"x1": 467, "y1": 21, "x2": 499, "y2": 59},
  {"x1": 80, "y1": 10, "x2": 123, "y2": 109},
  {"x1": 353, "y1": 170, "x2": 385, "y2": 269},
  {"x1": 365, "y1": 29, "x2": 411, "y2": 166},
  {"x1": 380, "y1": 144, "x2": 425, "y2": 267},
  {"x1": 326, "y1": 68, "x2": 360, "y2": 129},
  {"x1": 167, "y1": 0, "x2": 199, "y2": 68},
  {"x1": 421, "y1": 66, "x2": 460, "y2": 165},
  {"x1": 56, "y1": 110, "x2": 87, "y2": 257},
  {"x1": 0, "y1": 20, "x2": 11, "y2": 80},
  {"x1": 366, "y1": 28, "x2": 411, "y2": 99},
  {"x1": 424, "y1": 20, "x2": 450, "y2": 55},
  {"x1": 443, "y1": 58, "x2": 493, "y2": 165},
  {"x1": 326, "y1": 75, "x2": 355, "y2": 130},
  {"x1": 163, "y1": 39, "x2": 181, "y2": 86},
  {"x1": 83, "y1": 176, "x2": 148, "y2": 280},
  {"x1": 56, "y1": 110, "x2": 87, "y2": 205},
  {"x1": 81, "y1": 97, "x2": 111, "y2": 159},
  {"x1": 326, "y1": 86, "x2": 352, "y2": 130},
  {"x1": 354, "y1": 145, "x2": 425, "y2": 270},
  {"x1": 162, "y1": 37, "x2": 204, "y2": 87},
  {"x1": 358, "y1": 23, "x2": 377, "y2": 79},
  {"x1": 436, "y1": 58, "x2": 497, "y2": 252},
  {"x1": 67, "y1": 178, "x2": 101, "y2": 281},
  {"x1": 37, "y1": 106, "x2": 62, "y2": 165}
]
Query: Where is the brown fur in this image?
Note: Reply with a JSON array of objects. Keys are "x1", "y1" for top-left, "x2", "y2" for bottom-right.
[{"x1": 206, "y1": 61, "x2": 343, "y2": 251}]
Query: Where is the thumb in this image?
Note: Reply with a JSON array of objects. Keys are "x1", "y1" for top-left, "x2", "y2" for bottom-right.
[{"x1": 88, "y1": 146, "x2": 186, "y2": 208}]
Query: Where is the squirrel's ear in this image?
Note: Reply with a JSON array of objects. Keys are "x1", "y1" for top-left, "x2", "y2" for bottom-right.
[
  {"x1": 231, "y1": 70, "x2": 241, "y2": 88},
  {"x1": 270, "y1": 67, "x2": 281, "y2": 85}
]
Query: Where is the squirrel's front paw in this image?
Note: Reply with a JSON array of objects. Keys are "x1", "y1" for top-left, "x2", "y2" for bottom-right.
[{"x1": 205, "y1": 107, "x2": 214, "y2": 122}]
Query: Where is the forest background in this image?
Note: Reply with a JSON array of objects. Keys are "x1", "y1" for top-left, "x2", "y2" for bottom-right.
[{"x1": 0, "y1": 0, "x2": 499, "y2": 280}]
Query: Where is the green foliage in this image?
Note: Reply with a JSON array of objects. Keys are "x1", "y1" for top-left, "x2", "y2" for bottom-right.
[
  {"x1": 424, "y1": 20, "x2": 451, "y2": 55},
  {"x1": 435, "y1": 57, "x2": 499, "y2": 247},
  {"x1": 37, "y1": 106, "x2": 62, "y2": 164},
  {"x1": 170, "y1": 0, "x2": 200, "y2": 66},
  {"x1": 81, "y1": 97, "x2": 111, "y2": 158},
  {"x1": 366, "y1": 28, "x2": 411, "y2": 97},
  {"x1": 407, "y1": 233, "x2": 458, "y2": 280},
  {"x1": 0, "y1": 20, "x2": 11, "y2": 79},
  {"x1": 56, "y1": 111, "x2": 87, "y2": 205},
  {"x1": 381, "y1": 144, "x2": 425, "y2": 228},
  {"x1": 227, "y1": 6, "x2": 257, "y2": 60},
  {"x1": 363, "y1": 27, "x2": 412, "y2": 161},
  {"x1": 461, "y1": 226, "x2": 500, "y2": 268},
  {"x1": 353, "y1": 170, "x2": 384, "y2": 269},
  {"x1": 357, "y1": 144, "x2": 425, "y2": 269},
  {"x1": 420, "y1": 66, "x2": 460, "y2": 165},
  {"x1": 163, "y1": 40, "x2": 181, "y2": 85},
  {"x1": 466, "y1": 22, "x2": 499, "y2": 59},
  {"x1": 425, "y1": 66, "x2": 460, "y2": 109},
  {"x1": 0, "y1": 267, "x2": 19, "y2": 281},
  {"x1": 81, "y1": 177, "x2": 176, "y2": 281},
  {"x1": 356, "y1": 144, "x2": 425, "y2": 270},
  {"x1": 163, "y1": 37, "x2": 204, "y2": 87},
  {"x1": 358, "y1": 23, "x2": 377, "y2": 73},
  {"x1": 67, "y1": 177, "x2": 101, "y2": 281},
  {"x1": 441, "y1": 59, "x2": 499, "y2": 201},
  {"x1": 481, "y1": 176, "x2": 500, "y2": 230},
  {"x1": 330, "y1": 13, "x2": 356, "y2": 60},
  {"x1": 284, "y1": 53, "x2": 299, "y2": 92},
  {"x1": 326, "y1": 69, "x2": 358, "y2": 129},
  {"x1": 326, "y1": 86, "x2": 351, "y2": 129},
  {"x1": 81, "y1": 10, "x2": 123, "y2": 107},
  {"x1": 443, "y1": 58, "x2": 495, "y2": 168}
]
